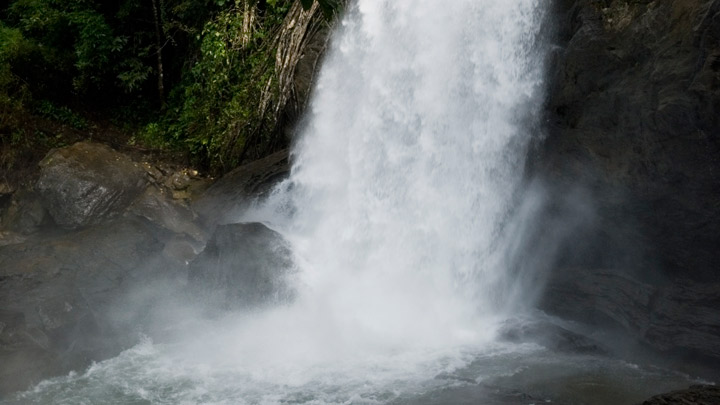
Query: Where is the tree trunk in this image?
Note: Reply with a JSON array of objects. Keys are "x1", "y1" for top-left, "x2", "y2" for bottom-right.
[{"x1": 151, "y1": 0, "x2": 166, "y2": 108}]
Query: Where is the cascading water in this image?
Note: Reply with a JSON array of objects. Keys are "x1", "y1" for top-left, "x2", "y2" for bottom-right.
[
  {"x1": 4, "y1": 1, "x2": 704, "y2": 404},
  {"x1": 258, "y1": 0, "x2": 548, "y2": 348}
]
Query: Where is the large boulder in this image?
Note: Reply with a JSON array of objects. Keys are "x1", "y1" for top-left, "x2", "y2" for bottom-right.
[
  {"x1": 188, "y1": 222, "x2": 294, "y2": 308},
  {"x1": 191, "y1": 150, "x2": 290, "y2": 226},
  {"x1": 128, "y1": 186, "x2": 207, "y2": 243},
  {"x1": 35, "y1": 142, "x2": 147, "y2": 229},
  {"x1": 0, "y1": 217, "x2": 174, "y2": 396}
]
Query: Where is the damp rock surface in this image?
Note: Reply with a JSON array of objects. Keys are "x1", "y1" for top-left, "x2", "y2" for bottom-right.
[
  {"x1": 542, "y1": 0, "x2": 720, "y2": 281},
  {"x1": 0, "y1": 217, "x2": 174, "y2": 397},
  {"x1": 539, "y1": 0, "x2": 720, "y2": 370},
  {"x1": 191, "y1": 150, "x2": 290, "y2": 226},
  {"x1": 639, "y1": 385, "x2": 720, "y2": 405},
  {"x1": 188, "y1": 222, "x2": 294, "y2": 308},
  {"x1": 35, "y1": 142, "x2": 147, "y2": 229}
]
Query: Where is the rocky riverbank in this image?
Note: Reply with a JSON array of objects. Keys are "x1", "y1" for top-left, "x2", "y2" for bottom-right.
[{"x1": 0, "y1": 141, "x2": 292, "y2": 396}]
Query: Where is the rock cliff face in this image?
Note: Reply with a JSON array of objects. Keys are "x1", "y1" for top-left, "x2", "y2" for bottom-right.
[{"x1": 539, "y1": 0, "x2": 720, "y2": 367}]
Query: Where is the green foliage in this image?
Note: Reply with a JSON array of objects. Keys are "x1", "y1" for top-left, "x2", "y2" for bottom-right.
[
  {"x1": 3, "y1": 0, "x2": 220, "y2": 102},
  {"x1": 0, "y1": 23, "x2": 31, "y2": 142},
  {"x1": 117, "y1": 58, "x2": 154, "y2": 93},
  {"x1": 131, "y1": 122, "x2": 170, "y2": 149},
  {"x1": 7, "y1": 0, "x2": 117, "y2": 94},
  {"x1": 143, "y1": 1, "x2": 294, "y2": 171},
  {"x1": 34, "y1": 100, "x2": 88, "y2": 129},
  {"x1": 307, "y1": 0, "x2": 341, "y2": 17},
  {"x1": 1, "y1": 0, "x2": 341, "y2": 174},
  {"x1": 262, "y1": 0, "x2": 339, "y2": 16}
]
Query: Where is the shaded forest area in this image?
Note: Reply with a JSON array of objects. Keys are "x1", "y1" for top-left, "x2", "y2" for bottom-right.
[{"x1": 0, "y1": 0, "x2": 338, "y2": 185}]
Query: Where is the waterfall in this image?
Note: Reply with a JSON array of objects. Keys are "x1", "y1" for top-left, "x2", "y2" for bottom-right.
[
  {"x1": 4, "y1": 3, "x2": 710, "y2": 404},
  {"x1": 260, "y1": 0, "x2": 548, "y2": 348},
  {"x1": 4, "y1": 1, "x2": 555, "y2": 404}
]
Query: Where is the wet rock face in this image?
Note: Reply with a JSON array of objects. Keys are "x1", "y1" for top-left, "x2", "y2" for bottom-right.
[
  {"x1": 0, "y1": 141, "x2": 297, "y2": 396},
  {"x1": 191, "y1": 150, "x2": 290, "y2": 226},
  {"x1": 0, "y1": 190, "x2": 47, "y2": 236},
  {"x1": 537, "y1": 0, "x2": 720, "y2": 370},
  {"x1": 542, "y1": 0, "x2": 720, "y2": 281},
  {"x1": 0, "y1": 141, "x2": 218, "y2": 396},
  {"x1": 35, "y1": 142, "x2": 147, "y2": 229},
  {"x1": 498, "y1": 317, "x2": 606, "y2": 355},
  {"x1": 0, "y1": 217, "x2": 173, "y2": 395},
  {"x1": 540, "y1": 268, "x2": 720, "y2": 363},
  {"x1": 188, "y1": 222, "x2": 295, "y2": 309}
]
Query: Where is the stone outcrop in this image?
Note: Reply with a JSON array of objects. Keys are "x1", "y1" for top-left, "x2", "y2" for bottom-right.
[
  {"x1": 0, "y1": 142, "x2": 211, "y2": 396},
  {"x1": 188, "y1": 222, "x2": 294, "y2": 309},
  {"x1": 537, "y1": 0, "x2": 720, "y2": 368},
  {"x1": 0, "y1": 189, "x2": 47, "y2": 237},
  {"x1": 192, "y1": 149, "x2": 290, "y2": 226},
  {"x1": 0, "y1": 142, "x2": 296, "y2": 397},
  {"x1": 541, "y1": 0, "x2": 720, "y2": 279},
  {"x1": 639, "y1": 385, "x2": 720, "y2": 405},
  {"x1": 540, "y1": 268, "x2": 720, "y2": 361},
  {"x1": 35, "y1": 142, "x2": 147, "y2": 229},
  {"x1": 128, "y1": 187, "x2": 206, "y2": 243},
  {"x1": 0, "y1": 217, "x2": 172, "y2": 395}
]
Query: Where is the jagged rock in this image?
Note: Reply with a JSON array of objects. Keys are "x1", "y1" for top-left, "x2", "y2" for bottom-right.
[
  {"x1": 0, "y1": 189, "x2": 48, "y2": 235},
  {"x1": 639, "y1": 385, "x2": 720, "y2": 405},
  {"x1": 188, "y1": 222, "x2": 294, "y2": 308},
  {"x1": 161, "y1": 236, "x2": 199, "y2": 268},
  {"x1": 0, "y1": 231, "x2": 25, "y2": 247},
  {"x1": 35, "y1": 142, "x2": 147, "y2": 229},
  {"x1": 192, "y1": 150, "x2": 290, "y2": 226},
  {"x1": 128, "y1": 186, "x2": 207, "y2": 243},
  {"x1": 0, "y1": 182, "x2": 12, "y2": 195}
]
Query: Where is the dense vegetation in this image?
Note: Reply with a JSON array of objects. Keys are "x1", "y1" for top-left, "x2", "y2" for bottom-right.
[{"x1": 0, "y1": 0, "x2": 338, "y2": 179}]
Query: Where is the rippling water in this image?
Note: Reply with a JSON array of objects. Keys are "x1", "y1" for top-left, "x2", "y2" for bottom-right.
[{"x1": 5, "y1": 332, "x2": 699, "y2": 404}]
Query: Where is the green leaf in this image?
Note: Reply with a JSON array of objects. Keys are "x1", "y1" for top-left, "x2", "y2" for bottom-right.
[{"x1": 300, "y1": 0, "x2": 313, "y2": 10}]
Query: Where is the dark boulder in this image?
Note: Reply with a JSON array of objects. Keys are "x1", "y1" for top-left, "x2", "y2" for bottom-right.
[
  {"x1": 191, "y1": 150, "x2": 290, "y2": 226},
  {"x1": 35, "y1": 142, "x2": 147, "y2": 229},
  {"x1": 639, "y1": 385, "x2": 720, "y2": 405},
  {"x1": 0, "y1": 189, "x2": 48, "y2": 236},
  {"x1": 188, "y1": 222, "x2": 294, "y2": 308},
  {"x1": 128, "y1": 186, "x2": 207, "y2": 243},
  {"x1": 0, "y1": 217, "x2": 173, "y2": 396}
]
